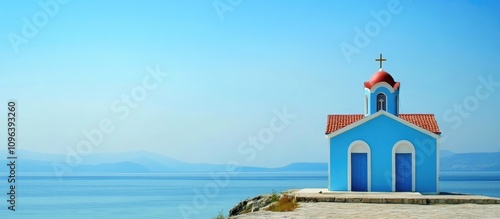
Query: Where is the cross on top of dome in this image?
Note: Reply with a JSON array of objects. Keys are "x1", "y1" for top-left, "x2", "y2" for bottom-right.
[{"x1": 375, "y1": 53, "x2": 387, "y2": 69}]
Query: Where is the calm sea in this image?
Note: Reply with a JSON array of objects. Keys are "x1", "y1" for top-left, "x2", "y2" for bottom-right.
[{"x1": 0, "y1": 172, "x2": 499, "y2": 219}]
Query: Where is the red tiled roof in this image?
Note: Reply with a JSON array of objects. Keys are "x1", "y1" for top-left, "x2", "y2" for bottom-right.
[
  {"x1": 398, "y1": 114, "x2": 441, "y2": 134},
  {"x1": 325, "y1": 114, "x2": 441, "y2": 135},
  {"x1": 325, "y1": 115, "x2": 364, "y2": 134}
]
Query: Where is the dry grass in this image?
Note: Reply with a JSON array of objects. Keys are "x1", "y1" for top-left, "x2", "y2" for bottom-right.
[
  {"x1": 266, "y1": 194, "x2": 298, "y2": 212},
  {"x1": 211, "y1": 210, "x2": 225, "y2": 219}
]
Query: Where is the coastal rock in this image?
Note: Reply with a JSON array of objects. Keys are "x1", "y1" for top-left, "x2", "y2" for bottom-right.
[{"x1": 229, "y1": 191, "x2": 291, "y2": 217}]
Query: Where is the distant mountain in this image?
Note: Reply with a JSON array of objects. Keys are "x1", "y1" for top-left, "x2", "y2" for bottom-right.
[
  {"x1": 15, "y1": 149, "x2": 188, "y2": 167},
  {"x1": 440, "y1": 152, "x2": 500, "y2": 171},
  {"x1": 73, "y1": 162, "x2": 151, "y2": 173},
  {"x1": 238, "y1": 162, "x2": 327, "y2": 172},
  {"x1": 14, "y1": 160, "x2": 152, "y2": 173},
  {"x1": 274, "y1": 162, "x2": 328, "y2": 172},
  {"x1": 1, "y1": 149, "x2": 499, "y2": 174},
  {"x1": 0, "y1": 150, "x2": 328, "y2": 174},
  {"x1": 440, "y1": 150, "x2": 455, "y2": 157}
]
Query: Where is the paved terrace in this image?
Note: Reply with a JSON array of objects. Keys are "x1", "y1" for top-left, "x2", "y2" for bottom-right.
[
  {"x1": 294, "y1": 188, "x2": 500, "y2": 205},
  {"x1": 230, "y1": 189, "x2": 500, "y2": 218}
]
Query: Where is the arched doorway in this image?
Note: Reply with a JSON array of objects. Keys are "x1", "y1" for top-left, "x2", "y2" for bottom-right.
[
  {"x1": 392, "y1": 140, "x2": 416, "y2": 192},
  {"x1": 348, "y1": 140, "x2": 371, "y2": 191}
]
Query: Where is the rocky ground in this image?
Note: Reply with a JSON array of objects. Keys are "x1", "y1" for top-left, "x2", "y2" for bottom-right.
[{"x1": 229, "y1": 191, "x2": 295, "y2": 217}]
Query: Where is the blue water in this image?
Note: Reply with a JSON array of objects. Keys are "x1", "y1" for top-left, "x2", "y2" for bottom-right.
[{"x1": 0, "y1": 172, "x2": 499, "y2": 219}]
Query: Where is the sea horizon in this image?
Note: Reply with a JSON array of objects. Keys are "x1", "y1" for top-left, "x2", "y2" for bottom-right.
[{"x1": 1, "y1": 171, "x2": 500, "y2": 218}]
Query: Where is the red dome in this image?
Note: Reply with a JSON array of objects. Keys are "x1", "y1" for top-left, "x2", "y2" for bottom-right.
[{"x1": 364, "y1": 70, "x2": 399, "y2": 89}]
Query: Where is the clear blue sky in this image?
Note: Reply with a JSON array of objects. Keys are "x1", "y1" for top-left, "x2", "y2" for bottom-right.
[{"x1": 1, "y1": 0, "x2": 499, "y2": 167}]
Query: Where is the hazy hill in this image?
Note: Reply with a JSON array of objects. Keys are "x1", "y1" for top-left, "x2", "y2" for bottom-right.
[
  {"x1": 1, "y1": 149, "x2": 327, "y2": 174},
  {"x1": 1, "y1": 149, "x2": 499, "y2": 174},
  {"x1": 440, "y1": 152, "x2": 500, "y2": 171},
  {"x1": 440, "y1": 150, "x2": 455, "y2": 157}
]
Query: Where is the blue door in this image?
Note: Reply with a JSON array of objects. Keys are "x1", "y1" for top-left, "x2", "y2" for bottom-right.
[
  {"x1": 396, "y1": 153, "x2": 412, "y2": 192},
  {"x1": 351, "y1": 153, "x2": 367, "y2": 191}
]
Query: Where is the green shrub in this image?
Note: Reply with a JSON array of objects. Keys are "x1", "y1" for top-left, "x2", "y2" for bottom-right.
[{"x1": 269, "y1": 190, "x2": 280, "y2": 203}]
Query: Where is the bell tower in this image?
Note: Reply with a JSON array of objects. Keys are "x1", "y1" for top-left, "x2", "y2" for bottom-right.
[{"x1": 364, "y1": 54, "x2": 400, "y2": 117}]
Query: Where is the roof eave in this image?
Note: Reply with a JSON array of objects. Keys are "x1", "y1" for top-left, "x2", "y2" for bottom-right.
[{"x1": 325, "y1": 111, "x2": 441, "y2": 139}]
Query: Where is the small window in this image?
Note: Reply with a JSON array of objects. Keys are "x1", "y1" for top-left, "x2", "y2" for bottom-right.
[{"x1": 376, "y1": 93, "x2": 387, "y2": 111}]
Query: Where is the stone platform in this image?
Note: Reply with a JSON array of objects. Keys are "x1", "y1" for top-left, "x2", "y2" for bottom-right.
[
  {"x1": 229, "y1": 189, "x2": 500, "y2": 218},
  {"x1": 294, "y1": 188, "x2": 500, "y2": 205}
]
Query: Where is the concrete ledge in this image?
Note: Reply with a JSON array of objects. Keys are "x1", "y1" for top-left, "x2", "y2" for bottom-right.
[{"x1": 294, "y1": 189, "x2": 500, "y2": 205}]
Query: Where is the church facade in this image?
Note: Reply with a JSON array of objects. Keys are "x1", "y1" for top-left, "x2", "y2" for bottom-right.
[{"x1": 325, "y1": 62, "x2": 441, "y2": 194}]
